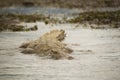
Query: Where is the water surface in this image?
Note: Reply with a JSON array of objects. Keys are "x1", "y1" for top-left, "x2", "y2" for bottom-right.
[{"x1": 0, "y1": 22, "x2": 120, "y2": 80}]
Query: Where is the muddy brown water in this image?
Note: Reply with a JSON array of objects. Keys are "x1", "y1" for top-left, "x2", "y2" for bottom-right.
[{"x1": 0, "y1": 22, "x2": 120, "y2": 80}]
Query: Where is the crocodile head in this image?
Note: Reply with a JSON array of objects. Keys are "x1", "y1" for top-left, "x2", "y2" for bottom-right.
[{"x1": 41, "y1": 29, "x2": 66, "y2": 41}]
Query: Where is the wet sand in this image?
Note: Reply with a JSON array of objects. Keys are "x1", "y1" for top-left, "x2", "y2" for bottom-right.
[{"x1": 0, "y1": 22, "x2": 120, "y2": 80}]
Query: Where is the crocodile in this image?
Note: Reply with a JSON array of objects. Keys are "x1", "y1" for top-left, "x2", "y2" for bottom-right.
[{"x1": 20, "y1": 29, "x2": 74, "y2": 60}]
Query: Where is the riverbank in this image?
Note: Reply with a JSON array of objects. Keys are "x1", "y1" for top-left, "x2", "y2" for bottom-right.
[
  {"x1": 0, "y1": 13, "x2": 59, "y2": 31},
  {"x1": 67, "y1": 10, "x2": 120, "y2": 29},
  {"x1": 0, "y1": 9, "x2": 120, "y2": 32}
]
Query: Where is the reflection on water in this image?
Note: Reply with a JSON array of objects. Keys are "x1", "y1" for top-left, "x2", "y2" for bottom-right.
[{"x1": 0, "y1": 22, "x2": 120, "y2": 80}]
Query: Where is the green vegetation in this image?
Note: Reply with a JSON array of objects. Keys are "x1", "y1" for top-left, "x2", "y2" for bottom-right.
[
  {"x1": 68, "y1": 11, "x2": 120, "y2": 28},
  {"x1": 10, "y1": 25, "x2": 24, "y2": 31},
  {"x1": 0, "y1": 10, "x2": 120, "y2": 32},
  {"x1": 0, "y1": 14, "x2": 46, "y2": 22},
  {"x1": 0, "y1": 13, "x2": 61, "y2": 32},
  {"x1": 0, "y1": 13, "x2": 61, "y2": 23},
  {"x1": 24, "y1": 25, "x2": 38, "y2": 31},
  {"x1": 0, "y1": 24, "x2": 38, "y2": 32}
]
